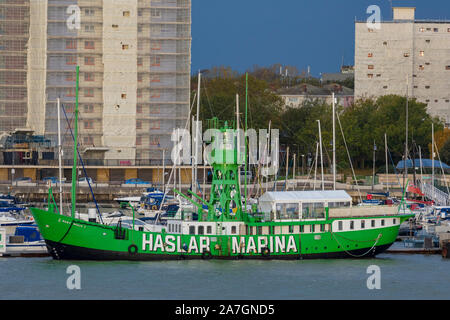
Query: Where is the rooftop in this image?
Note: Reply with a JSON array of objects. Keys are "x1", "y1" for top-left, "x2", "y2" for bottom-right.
[{"x1": 277, "y1": 83, "x2": 353, "y2": 96}]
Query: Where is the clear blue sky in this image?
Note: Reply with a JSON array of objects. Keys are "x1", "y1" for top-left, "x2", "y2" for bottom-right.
[{"x1": 191, "y1": 0, "x2": 450, "y2": 77}]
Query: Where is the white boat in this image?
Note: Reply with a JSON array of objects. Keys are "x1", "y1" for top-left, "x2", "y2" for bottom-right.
[{"x1": 0, "y1": 224, "x2": 48, "y2": 257}]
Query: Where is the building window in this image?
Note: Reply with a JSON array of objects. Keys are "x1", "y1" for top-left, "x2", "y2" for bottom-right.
[
  {"x1": 112, "y1": 24, "x2": 119, "y2": 29},
  {"x1": 404, "y1": 53, "x2": 410, "y2": 57},
  {"x1": 367, "y1": 74, "x2": 373, "y2": 78},
  {"x1": 85, "y1": 41, "x2": 95, "y2": 49},
  {"x1": 434, "y1": 28, "x2": 439, "y2": 32},
  {"x1": 419, "y1": 51, "x2": 424, "y2": 57},
  {"x1": 137, "y1": 89, "x2": 142, "y2": 98},
  {"x1": 85, "y1": 56, "x2": 95, "y2": 65},
  {"x1": 66, "y1": 88, "x2": 75, "y2": 97},
  {"x1": 137, "y1": 105, "x2": 142, "y2": 113},
  {"x1": 66, "y1": 73, "x2": 75, "y2": 81},
  {"x1": 84, "y1": 88, "x2": 94, "y2": 97},
  {"x1": 83, "y1": 136, "x2": 93, "y2": 145},
  {"x1": 84, "y1": 120, "x2": 94, "y2": 129},
  {"x1": 150, "y1": 137, "x2": 160, "y2": 146},
  {"x1": 368, "y1": 53, "x2": 373, "y2": 57},
  {"x1": 371, "y1": 220, "x2": 375, "y2": 227},
  {"x1": 446, "y1": 66, "x2": 450, "y2": 70},
  {"x1": 123, "y1": 11, "x2": 130, "y2": 17},
  {"x1": 66, "y1": 56, "x2": 77, "y2": 65},
  {"x1": 121, "y1": 93, "x2": 127, "y2": 99},
  {"x1": 368, "y1": 28, "x2": 374, "y2": 32},
  {"x1": 338, "y1": 221, "x2": 343, "y2": 231},
  {"x1": 425, "y1": 86, "x2": 430, "y2": 89},
  {"x1": 151, "y1": 41, "x2": 161, "y2": 51},
  {"x1": 66, "y1": 39, "x2": 77, "y2": 49},
  {"x1": 207, "y1": 226, "x2": 212, "y2": 234},
  {"x1": 381, "y1": 219, "x2": 385, "y2": 226},
  {"x1": 383, "y1": 85, "x2": 388, "y2": 89},
  {"x1": 85, "y1": 25, "x2": 94, "y2": 33},
  {"x1": 85, "y1": 8, "x2": 94, "y2": 16},
  {"x1": 383, "y1": 41, "x2": 387, "y2": 46},
  {"x1": 349, "y1": 221, "x2": 354, "y2": 230},
  {"x1": 189, "y1": 226, "x2": 195, "y2": 235},
  {"x1": 136, "y1": 120, "x2": 142, "y2": 129},
  {"x1": 122, "y1": 44, "x2": 129, "y2": 50},
  {"x1": 361, "y1": 220, "x2": 365, "y2": 229},
  {"x1": 84, "y1": 105, "x2": 94, "y2": 113},
  {"x1": 198, "y1": 226, "x2": 204, "y2": 235},
  {"x1": 419, "y1": 27, "x2": 425, "y2": 32},
  {"x1": 448, "y1": 28, "x2": 450, "y2": 32},
  {"x1": 419, "y1": 65, "x2": 424, "y2": 70},
  {"x1": 137, "y1": 57, "x2": 143, "y2": 66},
  {"x1": 138, "y1": 9, "x2": 143, "y2": 17},
  {"x1": 150, "y1": 105, "x2": 160, "y2": 114},
  {"x1": 150, "y1": 75, "x2": 160, "y2": 83},
  {"x1": 368, "y1": 65, "x2": 374, "y2": 70},
  {"x1": 231, "y1": 226, "x2": 237, "y2": 234},
  {"x1": 151, "y1": 56, "x2": 161, "y2": 66},
  {"x1": 426, "y1": 39, "x2": 431, "y2": 43},
  {"x1": 151, "y1": 9, "x2": 161, "y2": 18},
  {"x1": 150, "y1": 120, "x2": 160, "y2": 129},
  {"x1": 151, "y1": 90, "x2": 160, "y2": 98},
  {"x1": 376, "y1": 74, "x2": 381, "y2": 77},
  {"x1": 84, "y1": 73, "x2": 94, "y2": 82}
]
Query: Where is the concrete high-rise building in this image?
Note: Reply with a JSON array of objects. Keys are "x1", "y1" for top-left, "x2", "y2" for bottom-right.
[
  {"x1": 355, "y1": 7, "x2": 450, "y2": 127},
  {"x1": 0, "y1": 0, "x2": 29, "y2": 133},
  {"x1": 0, "y1": 0, "x2": 191, "y2": 164}
]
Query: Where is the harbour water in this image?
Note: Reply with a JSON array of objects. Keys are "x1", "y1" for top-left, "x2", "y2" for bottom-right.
[{"x1": 1, "y1": 250, "x2": 450, "y2": 300}]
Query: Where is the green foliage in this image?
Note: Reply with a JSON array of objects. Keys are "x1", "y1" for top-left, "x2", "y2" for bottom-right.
[
  {"x1": 441, "y1": 138, "x2": 450, "y2": 164},
  {"x1": 191, "y1": 72, "x2": 284, "y2": 131}
]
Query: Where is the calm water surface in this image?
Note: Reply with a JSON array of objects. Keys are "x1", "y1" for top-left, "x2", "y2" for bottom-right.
[{"x1": 1, "y1": 249, "x2": 450, "y2": 300}]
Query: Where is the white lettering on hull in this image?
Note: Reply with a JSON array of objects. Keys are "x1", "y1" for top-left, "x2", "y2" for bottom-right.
[{"x1": 141, "y1": 234, "x2": 298, "y2": 255}]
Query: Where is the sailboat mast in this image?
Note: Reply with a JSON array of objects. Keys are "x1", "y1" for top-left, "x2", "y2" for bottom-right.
[
  {"x1": 244, "y1": 73, "x2": 248, "y2": 213},
  {"x1": 57, "y1": 98, "x2": 63, "y2": 215},
  {"x1": 193, "y1": 71, "x2": 201, "y2": 196},
  {"x1": 432, "y1": 122, "x2": 435, "y2": 198},
  {"x1": 317, "y1": 120, "x2": 324, "y2": 190},
  {"x1": 385, "y1": 133, "x2": 389, "y2": 192},
  {"x1": 70, "y1": 66, "x2": 80, "y2": 218},
  {"x1": 332, "y1": 92, "x2": 336, "y2": 190},
  {"x1": 403, "y1": 83, "x2": 409, "y2": 195}
]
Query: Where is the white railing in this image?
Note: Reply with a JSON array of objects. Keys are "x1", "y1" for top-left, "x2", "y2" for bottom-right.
[{"x1": 419, "y1": 180, "x2": 450, "y2": 206}]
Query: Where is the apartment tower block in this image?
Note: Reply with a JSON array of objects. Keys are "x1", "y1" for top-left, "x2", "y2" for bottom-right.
[{"x1": 0, "y1": 0, "x2": 191, "y2": 163}]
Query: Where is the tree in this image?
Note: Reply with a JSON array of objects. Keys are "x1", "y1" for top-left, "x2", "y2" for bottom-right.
[{"x1": 440, "y1": 138, "x2": 450, "y2": 165}]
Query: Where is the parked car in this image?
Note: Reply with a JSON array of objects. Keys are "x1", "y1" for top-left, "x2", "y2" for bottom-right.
[
  {"x1": 42, "y1": 177, "x2": 58, "y2": 184},
  {"x1": 78, "y1": 177, "x2": 93, "y2": 185},
  {"x1": 125, "y1": 178, "x2": 150, "y2": 185},
  {"x1": 13, "y1": 177, "x2": 33, "y2": 186}
]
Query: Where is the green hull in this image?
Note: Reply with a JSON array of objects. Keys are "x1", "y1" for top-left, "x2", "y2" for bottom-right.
[{"x1": 31, "y1": 207, "x2": 412, "y2": 260}]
